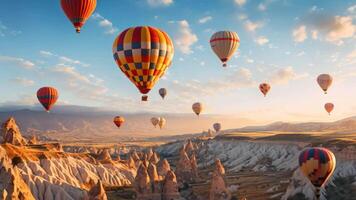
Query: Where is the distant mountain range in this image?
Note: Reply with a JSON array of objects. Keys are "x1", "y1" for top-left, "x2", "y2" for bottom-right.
[
  {"x1": 229, "y1": 116, "x2": 356, "y2": 133},
  {"x1": 0, "y1": 105, "x2": 253, "y2": 142}
]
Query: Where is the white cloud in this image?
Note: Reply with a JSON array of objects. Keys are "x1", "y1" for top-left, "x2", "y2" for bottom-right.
[
  {"x1": 198, "y1": 16, "x2": 212, "y2": 24},
  {"x1": 92, "y1": 13, "x2": 118, "y2": 34},
  {"x1": 270, "y1": 66, "x2": 308, "y2": 84},
  {"x1": 238, "y1": 14, "x2": 248, "y2": 21},
  {"x1": 174, "y1": 20, "x2": 198, "y2": 54},
  {"x1": 325, "y1": 16, "x2": 355, "y2": 44},
  {"x1": 296, "y1": 51, "x2": 305, "y2": 57},
  {"x1": 255, "y1": 36, "x2": 269, "y2": 45},
  {"x1": 147, "y1": 0, "x2": 173, "y2": 6},
  {"x1": 10, "y1": 77, "x2": 35, "y2": 87},
  {"x1": 0, "y1": 55, "x2": 35, "y2": 69},
  {"x1": 39, "y1": 50, "x2": 54, "y2": 57},
  {"x1": 311, "y1": 30, "x2": 318, "y2": 40},
  {"x1": 258, "y1": 3, "x2": 266, "y2": 11},
  {"x1": 200, "y1": 61, "x2": 205, "y2": 66},
  {"x1": 292, "y1": 25, "x2": 307, "y2": 42},
  {"x1": 234, "y1": 0, "x2": 246, "y2": 7},
  {"x1": 0, "y1": 21, "x2": 21, "y2": 37},
  {"x1": 347, "y1": 5, "x2": 356, "y2": 13},
  {"x1": 246, "y1": 58, "x2": 254, "y2": 63},
  {"x1": 244, "y1": 20, "x2": 264, "y2": 32}
]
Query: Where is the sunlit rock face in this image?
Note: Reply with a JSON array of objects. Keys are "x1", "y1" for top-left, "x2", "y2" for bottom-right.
[
  {"x1": 175, "y1": 146, "x2": 194, "y2": 184},
  {"x1": 85, "y1": 180, "x2": 107, "y2": 200},
  {"x1": 2, "y1": 117, "x2": 27, "y2": 146},
  {"x1": 157, "y1": 159, "x2": 171, "y2": 178},
  {"x1": 162, "y1": 170, "x2": 182, "y2": 200},
  {"x1": 28, "y1": 135, "x2": 38, "y2": 145},
  {"x1": 209, "y1": 159, "x2": 231, "y2": 200}
]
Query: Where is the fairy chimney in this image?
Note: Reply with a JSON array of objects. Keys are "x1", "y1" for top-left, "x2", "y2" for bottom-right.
[
  {"x1": 131, "y1": 150, "x2": 140, "y2": 161},
  {"x1": 146, "y1": 148, "x2": 154, "y2": 160},
  {"x1": 1, "y1": 117, "x2": 27, "y2": 146},
  {"x1": 190, "y1": 154, "x2": 199, "y2": 178},
  {"x1": 28, "y1": 135, "x2": 38, "y2": 145},
  {"x1": 98, "y1": 149, "x2": 112, "y2": 162},
  {"x1": 209, "y1": 160, "x2": 231, "y2": 200},
  {"x1": 128, "y1": 156, "x2": 136, "y2": 169},
  {"x1": 162, "y1": 170, "x2": 182, "y2": 200},
  {"x1": 150, "y1": 152, "x2": 160, "y2": 164},
  {"x1": 185, "y1": 140, "x2": 194, "y2": 155},
  {"x1": 87, "y1": 180, "x2": 108, "y2": 200},
  {"x1": 134, "y1": 164, "x2": 152, "y2": 200},
  {"x1": 157, "y1": 159, "x2": 171, "y2": 178},
  {"x1": 176, "y1": 146, "x2": 194, "y2": 184},
  {"x1": 148, "y1": 163, "x2": 161, "y2": 200}
]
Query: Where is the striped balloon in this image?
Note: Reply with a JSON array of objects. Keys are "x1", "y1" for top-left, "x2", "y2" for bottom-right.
[
  {"x1": 210, "y1": 31, "x2": 240, "y2": 67},
  {"x1": 60, "y1": 0, "x2": 97, "y2": 33},
  {"x1": 37, "y1": 87, "x2": 59, "y2": 112},
  {"x1": 299, "y1": 147, "x2": 336, "y2": 199},
  {"x1": 112, "y1": 26, "x2": 174, "y2": 100}
]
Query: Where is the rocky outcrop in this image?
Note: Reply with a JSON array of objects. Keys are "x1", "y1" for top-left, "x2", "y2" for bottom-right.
[
  {"x1": 1, "y1": 117, "x2": 27, "y2": 146},
  {"x1": 162, "y1": 170, "x2": 182, "y2": 200},
  {"x1": 0, "y1": 146, "x2": 35, "y2": 200},
  {"x1": 28, "y1": 135, "x2": 38, "y2": 145},
  {"x1": 190, "y1": 154, "x2": 199, "y2": 178},
  {"x1": 87, "y1": 180, "x2": 107, "y2": 200},
  {"x1": 185, "y1": 140, "x2": 194, "y2": 155},
  {"x1": 150, "y1": 152, "x2": 160, "y2": 164},
  {"x1": 134, "y1": 164, "x2": 152, "y2": 200},
  {"x1": 157, "y1": 159, "x2": 171, "y2": 178},
  {"x1": 209, "y1": 159, "x2": 231, "y2": 200},
  {"x1": 214, "y1": 159, "x2": 225, "y2": 176},
  {"x1": 176, "y1": 146, "x2": 194, "y2": 184},
  {"x1": 97, "y1": 149, "x2": 112, "y2": 162}
]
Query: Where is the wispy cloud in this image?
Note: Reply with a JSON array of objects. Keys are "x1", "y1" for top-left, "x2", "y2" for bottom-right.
[
  {"x1": 198, "y1": 16, "x2": 212, "y2": 24},
  {"x1": 174, "y1": 20, "x2": 198, "y2": 54},
  {"x1": 147, "y1": 0, "x2": 173, "y2": 7},
  {"x1": 269, "y1": 66, "x2": 308, "y2": 84},
  {"x1": 92, "y1": 13, "x2": 118, "y2": 35},
  {"x1": 0, "y1": 55, "x2": 35, "y2": 69},
  {"x1": 244, "y1": 20, "x2": 264, "y2": 32},
  {"x1": 234, "y1": 0, "x2": 246, "y2": 7},
  {"x1": 255, "y1": 36, "x2": 269, "y2": 45},
  {"x1": 10, "y1": 77, "x2": 35, "y2": 87},
  {"x1": 39, "y1": 50, "x2": 89, "y2": 67},
  {"x1": 292, "y1": 25, "x2": 307, "y2": 42},
  {"x1": 0, "y1": 21, "x2": 21, "y2": 37}
]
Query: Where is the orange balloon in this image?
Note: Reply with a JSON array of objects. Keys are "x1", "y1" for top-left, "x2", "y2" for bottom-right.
[
  {"x1": 259, "y1": 83, "x2": 271, "y2": 97},
  {"x1": 324, "y1": 103, "x2": 334, "y2": 115},
  {"x1": 113, "y1": 116, "x2": 125, "y2": 128}
]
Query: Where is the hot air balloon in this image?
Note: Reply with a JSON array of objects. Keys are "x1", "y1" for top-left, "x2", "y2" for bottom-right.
[
  {"x1": 113, "y1": 116, "x2": 125, "y2": 128},
  {"x1": 159, "y1": 88, "x2": 167, "y2": 99},
  {"x1": 213, "y1": 123, "x2": 221, "y2": 132},
  {"x1": 259, "y1": 83, "x2": 271, "y2": 97},
  {"x1": 324, "y1": 103, "x2": 334, "y2": 115},
  {"x1": 192, "y1": 102, "x2": 203, "y2": 116},
  {"x1": 60, "y1": 0, "x2": 97, "y2": 33},
  {"x1": 317, "y1": 74, "x2": 333, "y2": 94},
  {"x1": 158, "y1": 117, "x2": 166, "y2": 129},
  {"x1": 299, "y1": 147, "x2": 336, "y2": 199},
  {"x1": 151, "y1": 117, "x2": 159, "y2": 128},
  {"x1": 112, "y1": 26, "x2": 174, "y2": 101},
  {"x1": 37, "y1": 87, "x2": 59, "y2": 112},
  {"x1": 210, "y1": 31, "x2": 240, "y2": 67}
]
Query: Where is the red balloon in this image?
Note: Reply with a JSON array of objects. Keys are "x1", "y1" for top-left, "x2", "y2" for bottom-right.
[
  {"x1": 113, "y1": 116, "x2": 125, "y2": 128},
  {"x1": 37, "y1": 87, "x2": 59, "y2": 112},
  {"x1": 60, "y1": 0, "x2": 97, "y2": 33}
]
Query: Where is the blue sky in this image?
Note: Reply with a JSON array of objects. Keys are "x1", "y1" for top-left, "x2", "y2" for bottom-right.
[{"x1": 0, "y1": 0, "x2": 355, "y2": 123}]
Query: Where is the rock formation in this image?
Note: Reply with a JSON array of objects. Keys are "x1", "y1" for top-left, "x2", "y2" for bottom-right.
[
  {"x1": 28, "y1": 135, "x2": 38, "y2": 145},
  {"x1": 176, "y1": 146, "x2": 194, "y2": 184},
  {"x1": 209, "y1": 159, "x2": 231, "y2": 200},
  {"x1": 162, "y1": 170, "x2": 182, "y2": 200},
  {"x1": 150, "y1": 152, "x2": 160, "y2": 164},
  {"x1": 134, "y1": 164, "x2": 152, "y2": 200},
  {"x1": 157, "y1": 159, "x2": 171, "y2": 178},
  {"x1": 185, "y1": 140, "x2": 194, "y2": 155},
  {"x1": 0, "y1": 146, "x2": 35, "y2": 200},
  {"x1": 87, "y1": 180, "x2": 108, "y2": 200},
  {"x1": 148, "y1": 163, "x2": 161, "y2": 200},
  {"x1": 128, "y1": 156, "x2": 136, "y2": 169},
  {"x1": 97, "y1": 149, "x2": 112, "y2": 162},
  {"x1": 1, "y1": 117, "x2": 27, "y2": 146},
  {"x1": 131, "y1": 150, "x2": 140, "y2": 161},
  {"x1": 190, "y1": 154, "x2": 199, "y2": 178},
  {"x1": 146, "y1": 148, "x2": 154, "y2": 160}
]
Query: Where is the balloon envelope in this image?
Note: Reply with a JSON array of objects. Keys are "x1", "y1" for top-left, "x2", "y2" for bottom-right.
[
  {"x1": 317, "y1": 74, "x2": 333, "y2": 94},
  {"x1": 210, "y1": 31, "x2": 240, "y2": 67},
  {"x1": 151, "y1": 117, "x2": 159, "y2": 128},
  {"x1": 158, "y1": 117, "x2": 166, "y2": 129},
  {"x1": 213, "y1": 123, "x2": 221, "y2": 132},
  {"x1": 37, "y1": 87, "x2": 59, "y2": 112},
  {"x1": 192, "y1": 102, "x2": 203, "y2": 116},
  {"x1": 259, "y1": 83, "x2": 271, "y2": 97},
  {"x1": 299, "y1": 147, "x2": 336, "y2": 188},
  {"x1": 113, "y1": 116, "x2": 125, "y2": 128},
  {"x1": 112, "y1": 26, "x2": 174, "y2": 100},
  {"x1": 60, "y1": 0, "x2": 97, "y2": 33},
  {"x1": 324, "y1": 103, "x2": 334, "y2": 114},
  {"x1": 159, "y1": 88, "x2": 167, "y2": 99}
]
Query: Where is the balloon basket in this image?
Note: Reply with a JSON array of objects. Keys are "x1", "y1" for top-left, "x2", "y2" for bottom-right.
[{"x1": 141, "y1": 95, "x2": 148, "y2": 101}]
